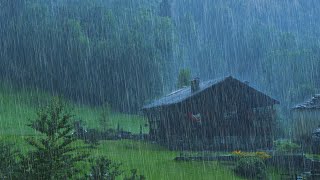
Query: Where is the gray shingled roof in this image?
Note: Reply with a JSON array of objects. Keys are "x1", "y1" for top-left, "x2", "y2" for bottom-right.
[
  {"x1": 142, "y1": 76, "x2": 278, "y2": 110},
  {"x1": 292, "y1": 95, "x2": 320, "y2": 110},
  {"x1": 142, "y1": 77, "x2": 228, "y2": 109}
]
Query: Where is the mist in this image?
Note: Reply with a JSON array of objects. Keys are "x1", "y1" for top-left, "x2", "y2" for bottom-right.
[{"x1": 1, "y1": 0, "x2": 320, "y2": 179}]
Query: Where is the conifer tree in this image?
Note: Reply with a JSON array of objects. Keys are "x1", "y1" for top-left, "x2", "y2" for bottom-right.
[{"x1": 20, "y1": 97, "x2": 88, "y2": 179}]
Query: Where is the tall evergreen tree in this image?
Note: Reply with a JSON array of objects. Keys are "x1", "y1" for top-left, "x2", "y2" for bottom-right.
[{"x1": 20, "y1": 97, "x2": 88, "y2": 179}]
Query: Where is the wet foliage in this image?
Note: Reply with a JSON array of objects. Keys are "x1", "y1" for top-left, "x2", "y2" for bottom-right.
[
  {"x1": 19, "y1": 98, "x2": 89, "y2": 179},
  {"x1": 1, "y1": 0, "x2": 320, "y2": 179},
  {"x1": 87, "y1": 157, "x2": 123, "y2": 180},
  {"x1": 0, "y1": 142, "x2": 21, "y2": 179},
  {"x1": 124, "y1": 169, "x2": 146, "y2": 180},
  {"x1": 234, "y1": 157, "x2": 267, "y2": 179},
  {"x1": 0, "y1": 98, "x2": 146, "y2": 179},
  {"x1": 274, "y1": 140, "x2": 301, "y2": 154},
  {"x1": 1, "y1": 0, "x2": 320, "y2": 113},
  {"x1": 0, "y1": 0, "x2": 173, "y2": 112}
]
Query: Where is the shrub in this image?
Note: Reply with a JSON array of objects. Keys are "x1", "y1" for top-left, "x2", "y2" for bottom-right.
[
  {"x1": 0, "y1": 142, "x2": 20, "y2": 179},
  {"x1": 234, "y1": 156, "x2": 267, "y2": 179},
  {"x1": 88, "y1": 157, "x2": 145, "y2": 180},
  {"x1": 124, "y1": 169, "x2": 145, "y2": 180},
  {"x1": 232, "y1": 150, "x2": 271, "y2": 160},
  {"x1": 177, "y1": 68, "x2": 191, "y2": 88},
  {"x1": 274, "y1": 139, "x2": 300, "y2": 153},
  {"x1": 87, "y1": 157, "x2": 123, "y2": 180}
]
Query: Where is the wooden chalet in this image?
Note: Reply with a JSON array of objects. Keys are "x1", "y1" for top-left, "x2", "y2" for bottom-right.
[{"x1": 142, "y1": 76, "x2": 279, "y2": 150}]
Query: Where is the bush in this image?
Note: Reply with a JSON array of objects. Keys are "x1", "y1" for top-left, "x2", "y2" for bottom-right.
[
  {"x1": 274, "y1": 139, "x2": 300, "y2": 153},
  {"x1": 124, "y1": 169, "x2": 145, "y2": 180},
  {"x1": 234, "y1": 156, "x2": 267, "y2": 179},
  {"x1": 88, "y1": 157, "x2": 146, "y2": 180},
  {"x1": 177, "y1": 68, "x2": 191, "y2": 88},
  {"x1": 87, "y1": 157, "x2": 123, "y2": 180},
  {"x1": 232, "y1": 150, "x2": 271, "y2": 160},
  {"x1": 0, "y1": 142, "x2": 21, "y2": 179}
]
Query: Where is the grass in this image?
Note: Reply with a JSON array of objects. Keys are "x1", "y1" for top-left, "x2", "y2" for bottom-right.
[
  {"x1": 91, "y1": 140, "x2": 244, "y2": 180},
  {"x1": 0, "y1": 83, "x2": 282, "y2": 179},
  {"x1": 0, "y1": 83, "x2": 148, "y2": 136},
  {"x1": 73, "y1": 105, "x2": 148, "y2": 134},
  {"x1": 306, "y1": 153, "x2": 320, "y2": 161}
]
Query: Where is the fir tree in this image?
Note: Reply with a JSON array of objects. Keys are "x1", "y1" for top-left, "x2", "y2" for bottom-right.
[{"x1": 20, "y1": 97, "x2": 89, "y2": 179}]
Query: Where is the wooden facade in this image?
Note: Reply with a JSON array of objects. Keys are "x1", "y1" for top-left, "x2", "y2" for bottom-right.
[
  {"x1": 143, "y1": 76, "x2": 279, "y2": 150},
  {"x1": 291, "y1": 94, "x2": 320, "y2": 140}
]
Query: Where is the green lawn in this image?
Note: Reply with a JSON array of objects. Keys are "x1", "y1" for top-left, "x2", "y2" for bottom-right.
[
  {"x1": 0, "y1": 84, "x2": 282, "y2": 179},
  {"x1": 92, "y1": 140, "x2": 245, "y2": 180},
  {"x1": 73, "y1": 105, "x2": 148, "y2": 134},
  {"x1": 0, "y1": 135, "x2": 282, "y2": 180},
  {"x1": 0, "y1": 83, "x2": 148, "y2": 136}
]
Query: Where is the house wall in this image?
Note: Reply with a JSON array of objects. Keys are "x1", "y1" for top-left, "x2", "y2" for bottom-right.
[
  {"x1": 292, "y1": 110, "x2": 320, "y2": 140},
  {"x1": 144, "y1": 79, "x2": 277, "y2": 150},
  {"x1": 146, "y1": 100, "x2": 276, "y2": 150}
]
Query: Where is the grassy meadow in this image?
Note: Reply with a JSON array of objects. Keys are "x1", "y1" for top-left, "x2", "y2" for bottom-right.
[{"x1": 0, "y1": 84, "x2": 282, "y2": 179}]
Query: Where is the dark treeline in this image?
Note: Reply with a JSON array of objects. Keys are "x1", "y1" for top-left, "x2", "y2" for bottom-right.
[
  {"x1": 1, "y1": 0, "x2": 320, "y2": 113},
  {"x1": 0, "y1": 0, "x2": 173, "y2": 112}
]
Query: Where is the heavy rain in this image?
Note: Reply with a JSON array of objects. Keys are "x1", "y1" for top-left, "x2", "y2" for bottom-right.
[{"x1": 1, "y1": 0, "x2": 320, "y2": 179}]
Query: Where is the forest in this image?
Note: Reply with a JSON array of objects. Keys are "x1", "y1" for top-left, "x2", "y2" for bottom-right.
[
  {"x1": 1, "y1": 0, "x2": 320, "y2": 113},
  {"x1": 0, "y1": 0, "x2": 173, "y2": 112},
  {"x1": 2, "y1": 0, "x2": 320, "y2": 179}
]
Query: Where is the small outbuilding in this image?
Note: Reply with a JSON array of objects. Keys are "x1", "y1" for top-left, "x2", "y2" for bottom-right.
[
  {"x1": 142, "y1": 76, "x2": 279, "y2": 150},
  {"x1": 291, "y1": 95, "x2": 320, "y2": 141}
]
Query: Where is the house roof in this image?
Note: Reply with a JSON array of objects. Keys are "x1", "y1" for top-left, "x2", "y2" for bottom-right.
[
  {"x1": 142, "y1": 76, "x2": 279, "y2": 110},
  {"x1": 292, "y1": 95, "x2": 320, "y2": 110}
]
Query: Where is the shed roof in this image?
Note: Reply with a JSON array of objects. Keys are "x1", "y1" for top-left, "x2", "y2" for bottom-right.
[
  {"x1": 142, "y1": 76, "x2": 279, "y2": 110},
  {"x1": 292, "y1": 95, "x2": 320, "y2": 110}
]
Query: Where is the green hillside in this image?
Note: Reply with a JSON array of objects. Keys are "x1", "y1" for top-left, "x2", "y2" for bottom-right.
[
  {"x1": 0, "y1": 84, "x2": 282, "y2": 179},
  {"x1": 0, "y1": 83, "x2": 147, "y2": 136}
]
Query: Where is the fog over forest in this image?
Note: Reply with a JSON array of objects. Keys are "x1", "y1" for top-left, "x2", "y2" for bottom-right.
[{"x1": 1, "y1": 0, "x2": 320, "y2": 114}]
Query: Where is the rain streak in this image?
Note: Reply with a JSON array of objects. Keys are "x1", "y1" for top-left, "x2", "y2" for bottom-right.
[{"x1": 1, "y1": 0, "x2": 320, "y2": 179}]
